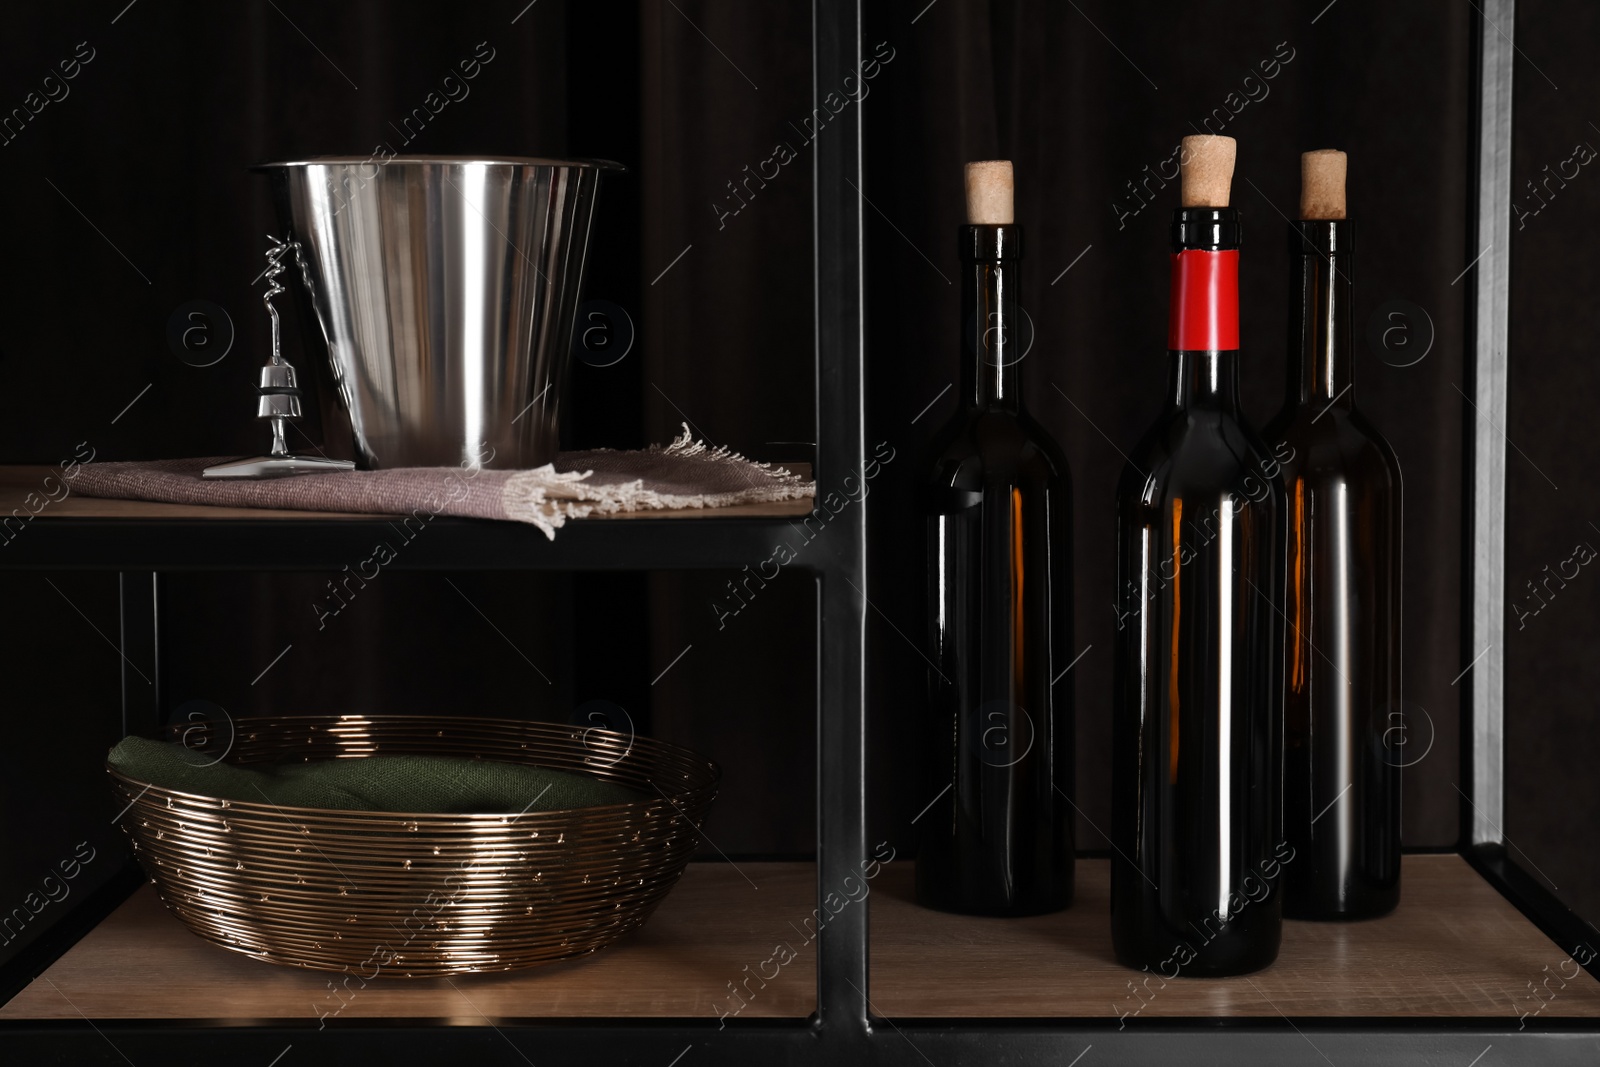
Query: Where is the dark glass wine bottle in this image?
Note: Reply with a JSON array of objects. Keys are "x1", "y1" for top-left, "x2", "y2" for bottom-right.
[
  {"x1": 916, "y1": 202, "x2": 1074, "y2": 917},
  {"x1": 1110, "y1": 200, "x2": 1287, "y2": 976},
  {"x1": 1268, "y1": 212, "x2": 1403, "y2": 920}
]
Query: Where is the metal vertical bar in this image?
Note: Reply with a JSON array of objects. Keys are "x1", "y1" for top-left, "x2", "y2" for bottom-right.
[
  {"x1": 118, "y1": 571, "x2": 162, "y2": 738},
  {"x1": 813, "y1": 0, "x2": 869, "y2": 1040},
  {"x1": 1466, "y1": 0, "x2": 1514, "y2": 845}
]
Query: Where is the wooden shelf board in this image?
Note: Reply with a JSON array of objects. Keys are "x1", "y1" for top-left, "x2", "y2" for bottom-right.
[
  {"x1": 9, "y1": 855, "x2": 1590, "y2": 1024},
  {"x1": 870, "y1": 854, "x2": 1600, "y2": 1018},
  {"x1": 0, "y1": 465, "x2": 814, "y2": 523},
  {"x1": 0, "y1": 862, "x2": 814, "y2": 1022}
]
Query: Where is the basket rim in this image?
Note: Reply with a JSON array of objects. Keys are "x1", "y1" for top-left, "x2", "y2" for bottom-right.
[
  {"x1": 105, "y1": 766, "x2": 717, "y2": 824},
  {"x1": 108, "y1": 714, "x2": 719, "y2": 822}
]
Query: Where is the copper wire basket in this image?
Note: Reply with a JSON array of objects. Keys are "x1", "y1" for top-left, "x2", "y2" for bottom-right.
[{"x1": 108, "y1": 715, "x2": 719, "y2": 977}]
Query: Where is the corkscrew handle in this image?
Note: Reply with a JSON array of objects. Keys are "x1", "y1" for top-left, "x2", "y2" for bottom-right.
[{"x1": 256, "y1": 236, "x2": 303, "y2": 444}]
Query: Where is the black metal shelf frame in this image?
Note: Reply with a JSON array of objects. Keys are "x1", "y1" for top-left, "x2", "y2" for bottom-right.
[
  {"x1": 1, "y1": 514, "x2": 823, "y2": 571},
  {"x1": 3, "y1": 1, "x2": 1595, "y2": 1063}
]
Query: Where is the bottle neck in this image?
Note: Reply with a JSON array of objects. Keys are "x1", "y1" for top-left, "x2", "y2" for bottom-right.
[
  {"x1": 961, "y1": 225, "x2": 1022, "y2": 412},
  {"x1": 1169, "y1": 351, "x2": 1242, "y2": 410},
  {"x1": 1167, "y1": 208, "x2": 1241, "y2": 411},
  {"x1": 1289, "y1": 220, "x2": 1355, "y2": 408}
]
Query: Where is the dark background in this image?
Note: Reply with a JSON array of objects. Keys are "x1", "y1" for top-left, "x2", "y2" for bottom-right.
[
  {"x1": 0, "y1": 0, "x2": 1593, "y2": 971},
  {"x1": 1504, "y1": 0, "x2": 1600, "y2": 932}
]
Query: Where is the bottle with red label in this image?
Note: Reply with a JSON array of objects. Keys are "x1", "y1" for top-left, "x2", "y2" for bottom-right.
[{"x1": 1110, "y1": 136, "x2": 1288, "y2": 976}]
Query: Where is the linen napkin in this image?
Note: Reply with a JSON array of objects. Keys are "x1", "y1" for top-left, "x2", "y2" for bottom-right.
[{"x1": 71, "y1": 425, "x2": 812, "y2": 540}]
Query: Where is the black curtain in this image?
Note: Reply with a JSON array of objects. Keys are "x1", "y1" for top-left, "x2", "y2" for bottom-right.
[
  {"x1": 640, "y1": 1, "x2": 821, "y2": 857},
  {"x1": 3, "y1": 0, "x2": 1598, "y2": 958},
  {"x1": 1505, "y1": 0, "x2": 1600, "y2": 926},
  {"x1": 860, "y1": 0, "x2": 1470, "y2": 861},
  {"x1": 0, "y1": 0, "x2": 585, "y2": 971}
]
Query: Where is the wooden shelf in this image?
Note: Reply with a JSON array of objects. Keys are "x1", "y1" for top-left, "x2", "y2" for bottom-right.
[
  {"x1": 871, "y1": 855, "x2": 1600, "y2": 1018},
  {"x1": 9, "y1": 854, "x2": 1594, "y2": 1026},
  {"x1": 0, "y1": 862, "x2": 815, "y2": 1022}
]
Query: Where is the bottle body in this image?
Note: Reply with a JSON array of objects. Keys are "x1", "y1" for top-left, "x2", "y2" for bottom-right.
[
  {"x1": 1269, "y1": 221, "x2": 1403, "y2": 920},
  {"x1": 1110, "y1": 209, "x2": 1287, "y2": 975},
  {"x1": 916, "y1": 225, "x2": 1074, "y2": 916}
]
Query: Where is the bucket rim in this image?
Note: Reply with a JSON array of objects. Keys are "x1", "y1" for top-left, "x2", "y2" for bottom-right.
[{"x1": 252, "y1": 155, "x2": 626, "y2": 172}]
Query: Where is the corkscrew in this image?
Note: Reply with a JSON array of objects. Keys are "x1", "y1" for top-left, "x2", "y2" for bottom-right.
[{"x1": 202, "y1": 235, "x2": 356, "y2": 479}]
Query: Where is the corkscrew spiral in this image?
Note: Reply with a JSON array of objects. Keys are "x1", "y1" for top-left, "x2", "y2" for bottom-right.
[{"x1": 261, "y1": 234, "x2": 297, "y2": 364}]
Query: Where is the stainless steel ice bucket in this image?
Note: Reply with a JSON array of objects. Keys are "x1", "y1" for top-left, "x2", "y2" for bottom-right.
[{"x1": 256, "y1": 156, "x2": 620, "y2": 470}]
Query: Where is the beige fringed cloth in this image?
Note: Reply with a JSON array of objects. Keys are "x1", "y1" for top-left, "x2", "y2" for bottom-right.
[{"x1": 71, "y1": 426, "x2": 813, "y2": 540}]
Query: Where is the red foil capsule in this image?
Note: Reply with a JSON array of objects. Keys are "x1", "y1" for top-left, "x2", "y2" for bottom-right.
[{"x1": 1168, "y1": 249, "x2": 1240, "y2": 351}]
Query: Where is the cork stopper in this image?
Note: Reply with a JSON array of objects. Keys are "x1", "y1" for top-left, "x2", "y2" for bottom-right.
[
  {"x1": 964, "y1": 160, "x2": 1014, "y2": 224},
  {"x1": 1179, "y1": 135, "x2": 1236, "y2": 208},
  {"x1": 1299, "y1": 149, "x2": 1347, "y2": 219}
]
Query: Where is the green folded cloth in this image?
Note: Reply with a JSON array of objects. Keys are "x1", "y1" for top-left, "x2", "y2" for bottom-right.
[{"x1": 108, "y1": 736, "x2": 644, "y2": 814}]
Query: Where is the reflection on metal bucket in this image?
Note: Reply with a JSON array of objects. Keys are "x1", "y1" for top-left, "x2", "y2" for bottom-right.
[{"x1": 256, "y1": 155, "x2": 620, "y2": 470}]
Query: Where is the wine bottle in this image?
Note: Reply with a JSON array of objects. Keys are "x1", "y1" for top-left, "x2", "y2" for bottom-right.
[
  {"x1": 1268, "y1": 150, "x2": 1402, "y2": 920},
  {"x1": 916, "y1": 160, "x2": 1074, "y2": 916},
  {"x1": 1110, "y1": 136, "x2": 1287, "y2": 975}
]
